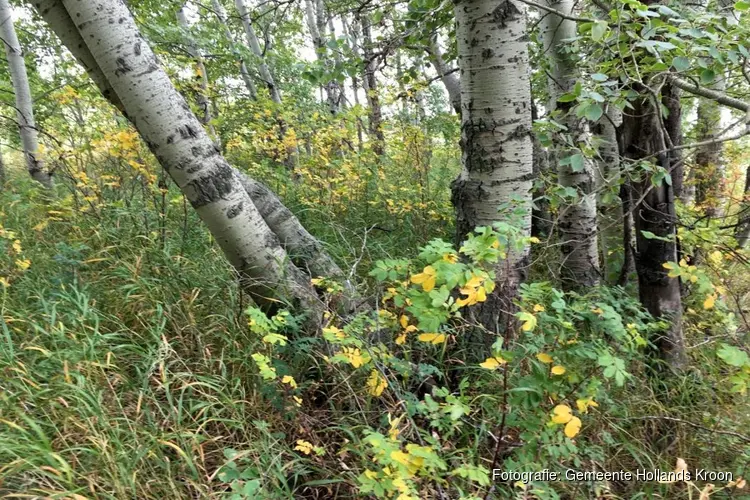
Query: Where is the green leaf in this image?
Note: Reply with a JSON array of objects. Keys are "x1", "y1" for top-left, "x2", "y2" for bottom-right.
[
  {"x1": 591, "y1": 73, "x2": 608, "y2": 82},
  {"x1": 585, "y1": 103, "x2": 604, "y2": 121},
  {"x1": 717, "y1": 344, "x2": 750, "y2": 367},
  {"x1": 671, "y1": 56, "x2": 690, "y2": 71},
  {"x1": 592, "y1": 20, "x2": 607, "y2": 41},
  {"x1": 569, "y1": 153, "x2": 585, "y2": 173},
  {"x1": 735, "y1": 1, "x2": 750, "y2": 11},
  {"x1": 700, "y1": 68, "x2": 716, "y2": 84}
]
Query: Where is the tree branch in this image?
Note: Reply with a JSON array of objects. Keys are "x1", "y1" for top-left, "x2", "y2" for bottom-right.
[
  {"x1": 670, "y1": 76, "x2": 750, "y2": 112},
  {"x1": 515, "y1": 0, "x2": 598, "y2": 23}
]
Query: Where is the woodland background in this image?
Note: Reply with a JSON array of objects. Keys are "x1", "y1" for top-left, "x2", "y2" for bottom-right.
[{"x1": 0, "y1": 0, "x2": 749, "y2": 498}]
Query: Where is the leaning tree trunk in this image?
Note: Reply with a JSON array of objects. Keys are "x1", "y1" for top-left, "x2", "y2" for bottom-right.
[
  {"x1": 0, "y1": 0, "x2": 52, "y2": 188},
  {"x1": 210, "y1": 0, "x2": 258, "y2": 99},
  {"x1": 176, "y1": 5, "x2": 218, "y2": 142},
  {"x1": 620, "y1": 86, "x2": 686, "y2": 368},
  {"x1": 56, "y1": 0, "x2": 320, "y2": 314},
  {"x1": 543, "y1": 0, "x2": 599, "y2": 289},
  {"x1": 31, "y1": 0, "x2": 337, "y2": 286},
  {"x1": 451, "y1": 0, "x2": 533, "y2": 334}
]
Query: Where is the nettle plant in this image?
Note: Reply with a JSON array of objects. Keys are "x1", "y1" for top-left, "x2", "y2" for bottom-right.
[{"x1": 228, "y1": 219, "x2": 655, "y2": 498}]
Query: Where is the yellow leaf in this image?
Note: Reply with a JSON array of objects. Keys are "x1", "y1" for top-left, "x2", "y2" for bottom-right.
[
  {"x1": 15, "y1": 259, "x2": 30, "y2": 271},
  {"x1": 366, "y1": 370, "x2": 387, "y2": 396},
  {"x1": 576, "y1": 398, "x2": 598, "y2": 413},
  {"x1": 564, "y1": 416, "x2": 581, "y2": 438},
  {"x1": 551, "y1": 404, "x2": 573, "y2": 424},
  {"x1": 293, "y1": 396, "x2": 302, "y2": 407},
  {"x1": 703, "y1": 294, "x2": 716, "y2": 310},
  {"x1": 536, "y1": 353, "x2": 553, "y2": 364},
  {"x1": 529, "y1": 236, "x2": 541, "y2": 244},
  {"x1": 281, "y1": 375, "x2": 297, "y2": 388},
  {"x1": 442, "y1": 253, "x2": 459, "y2": 263},
  {"x1": 295, "y1": 440, "x2": 314, "y2": 455},
  {"x1": 479, "y1": 356, "x2": 506, "y2": 370},
  {"x1": 551, "y1": 365, "x2": 566, "y2": 375},
  {"x1": 411, "y1": 266, "x2": 436, "y2": 292},
  {"x1": 399, "y1": 315, "x2": 409, "y2": 329},
  {"x1": 395, "y1": 333, "x2": 407, "y2": 345},
  {"x1": 12, "y1": 240, "x2": 21, "y2": 253},
  {"x1": 417, "y1": 333, "x2": 446, "y2": 345},
  {"x1": 533, "y1": 304, "x2": 545, "y2": 312}
]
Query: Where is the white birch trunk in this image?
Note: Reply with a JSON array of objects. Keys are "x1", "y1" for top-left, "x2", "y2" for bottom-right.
[
  {"x1": 234, "y1": 0, "x2": 281, "y2": 104},
  {"x1": 0, "y1": 0, "x2": 52, "y2": 188},
  {"x1": 59, "y1": 0, "x2": 318, "y2": 312},
  {"x1": 542, "y1": 0, "x2": 599, "y2": 288},
  {"x1": 452, "y1": 0, "x2": 533, "y2": 333}
]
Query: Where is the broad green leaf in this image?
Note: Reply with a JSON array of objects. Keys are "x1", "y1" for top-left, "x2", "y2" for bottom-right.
[
  {"x1": 671, "y1": 56, "x2": 690, "y2": 71},
  {"x1": 585, "y1": 103, "x2": 604, "y2": 121}
]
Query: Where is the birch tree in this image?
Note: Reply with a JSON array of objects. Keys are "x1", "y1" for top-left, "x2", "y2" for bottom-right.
[
  {"x1": 0, "y1": 0, "x2": 52, "y2": 188},
  {"x1": 542, "y1": 0, "x2": 599, "y2": 288},
  {"x1": 304, "y1": 0, "x2": 341, "y2": 114},
  {"x1": 48, "y1": 0, "x2": 321, "y2": 314},
  {"x1": 451, "y1": 0, "x2": 533, "y2": 332},
  {"x1": 426, "y1": 36, "x2": 460, "y2": 115}
]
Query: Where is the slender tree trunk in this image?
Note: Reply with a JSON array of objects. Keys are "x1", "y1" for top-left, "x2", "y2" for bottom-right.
[
  {"x1": 593, "y1": 106, "x2": 623, "y2": 280},
  {"x1": 531, "y1": 97, "x2": 551, "y2": 239},
  {"x1": 736, "y1": 166, "x2": 750, "y2": 247},
  {"x1": 357, "y1": 12, "x2": 384, "y2": 156},
  {"x1": 304, "y1": 0, "x2": 340, "y2": 114},
  {"x1": 0, "y1": 0, "x2": 52, "y2": 188},
  {"x1": 57, "y1": 0, "x2": 320, "y2": 314},
  {"x1": 694, "y1": 0, "x2": 737, "y2": 217},
  {"x1": 234, "y1": 0, "x2": 281, "y2": 104},
  {"x1": 620, "y1": 86, "x2": 686, "y2": 368},
  {"x1": 210, "y1": 0, "x2": 258, "y2": 99},
  {"x1": 426, "y1": 36, "x2": 461, "y2": 115},
  {"x1": 176, "y1": 5, "x2": 218, "y2": 143},
  {"x1": 543, "y1": 0, "x2": 599, "y2": 288},
  {"x1": 0, "y1": 147, "x2": 5, "y2": 190},
  {"x1": 451, "y1": 0, "x2": 533, "y2": 334}
]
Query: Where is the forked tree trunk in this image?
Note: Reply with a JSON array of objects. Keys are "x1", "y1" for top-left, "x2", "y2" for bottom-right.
[
  {"x1": 542, "y1": 0, "x2": 599, "y2": 288},
  {"x1": 0, "y1": 0, "x2": 53, "y2": 188},
  {"x1": 620, "y1": 88, "x2": 686, "y2": 368},
  {"x1": 57, "y1": 0, "x2": 319, "y2": 314},
  {"x1": 210, "y1": 0, "x2": 258, "y2": 99},
  {"x1": 451, "y1": 0, "x2": 533, "y2": 334}
]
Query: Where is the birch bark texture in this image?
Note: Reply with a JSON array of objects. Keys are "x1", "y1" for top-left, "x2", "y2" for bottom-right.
[
  {"x1": 542, "y1": 0, "x2": 599, "y2": 288},
  {"x1": 0, "y1": 0, "x2": 53, "y2": 188},
  {"x1": 59, "y1": 0, "x2": 318, "y2": 312},
  {"x1": 451, "y1": 0, "x2": 533, "y2": 333}
]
